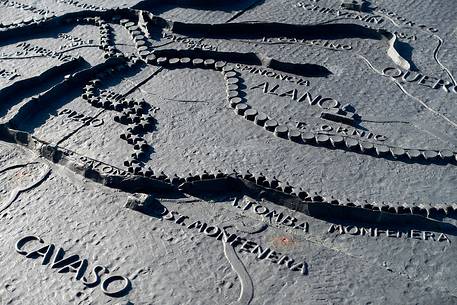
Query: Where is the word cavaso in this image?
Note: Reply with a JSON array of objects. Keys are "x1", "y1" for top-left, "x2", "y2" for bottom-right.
[
  {"x1": 328, "y1": 224, "x2": 451, "y2": 243},
  {"x1": 15, "y1": 236, "x2": 131, "y2": 297},
  {"x1": 161, "y1": 208, "x2": 309, "y2": 275}
]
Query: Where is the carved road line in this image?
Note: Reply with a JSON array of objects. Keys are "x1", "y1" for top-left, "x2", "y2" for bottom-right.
[
  {"x1": 358, "y1": 54, "x2": 457, "y2": 130},
  {"x1": 0, "y1": 161, "x2": 37, "y2": 173},
  {"x1": 0, "y1": 164, "x2": 51, "y2": 213},
  {"x1": 222, "y1": 229, "x2": 254, "y2": 305},
  {"x1": 432, "y1": 34, "x2": 457, "y2": 86}
]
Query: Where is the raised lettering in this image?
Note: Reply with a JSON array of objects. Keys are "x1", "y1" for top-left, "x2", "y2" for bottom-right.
[
  {"x1": 328, "y1": 224, "x2": 344, "y2": 234},
  {"x1": 290, "y1": 262, "x2": 308, "y2": 275},
  {"x1": 267, "y1": 250, "x2": 280, "y2": 263},
  {"x1": 15, "y1": 235, "x2": 43, "y2": 255},
  {"x1": 250, "y1": 82, "x2": 269, "y2": 93},
  {"x1": 265, "y1": 210, "x2": 283, "y2": 222},
  {"x1": 51, "y1": 248, "x2": 80, "y2": 269},
  {"x1": 281, "y1": 215, "x2": 297, "y2": 227},
  {"x1": 204, "y1": 226, "x2": 221, "y2": 237},
  {"x1": 278, "y1": 255, "x2": 295, "y2": 268},
  {"x1": 81, "y1": 265, "x2": 107, "y2": 288},
  {"x1": 253, "y1": 204, "x2": 269, "y2": 215},
  {"x1": 239, "y1": 241, "x2": 257, "y2": 253},
  {"x1": 437, "y1": 233, "x2": 451, "y2": 243},
  {"x1": 409, "y1": 229, "x2": 422, "y2": 240},
  {"x1": 101, "y1": 275, "x2": 131, "y2": 297},
  {"x1": 344, "y1": 226, "x2": 360, "y2": 235},
  {"x1": 297, "y1": 91, "x2": 321, "y2": 105},
  {"x1": 279, "y1": 89, "x2": 298, "y2": 100},
  {"x1": 382, "y1": 67, "x2": 403, "y2": 78},
  {"x1": 293, "y1": 222, "x2": 309, "y2": 233},
  {"x1": 187, "y1": 220, "x2": 207, "y2": 232},
  {"x1": 252, "y1": 244, "x2": 270, "y2": 259},
  {"x1": 58, "y1": 259, "x2": 88, "y2": 280},
  {"x1": 422, "y1": 231, "x2": 435, "y2": 241},
  {"x1": 25, "y1": 243, "x2": 55, "y2": 265}
]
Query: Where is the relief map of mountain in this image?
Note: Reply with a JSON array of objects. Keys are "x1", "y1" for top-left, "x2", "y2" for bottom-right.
[{"x1": 0, "y1": 0, "x2": 456, "y2": 304}]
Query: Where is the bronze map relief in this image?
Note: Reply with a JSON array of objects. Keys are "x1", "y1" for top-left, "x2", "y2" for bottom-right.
[{"x1": 0, "y1": 0, "x2": 456, "y2": 304}]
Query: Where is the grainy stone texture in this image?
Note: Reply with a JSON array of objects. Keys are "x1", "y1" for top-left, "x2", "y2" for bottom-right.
[{"x1": 0, "y1": 0, "x2": 456, "y2": 304}]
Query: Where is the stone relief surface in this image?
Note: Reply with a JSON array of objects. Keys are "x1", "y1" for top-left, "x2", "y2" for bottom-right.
[{"x1": 0, "y1": 0, "x2": 456, "y2": 304}]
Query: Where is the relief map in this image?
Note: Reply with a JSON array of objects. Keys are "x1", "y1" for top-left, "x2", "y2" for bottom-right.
[{"x1": 0, "y1": 0, "x2": 456, "y2": 304}]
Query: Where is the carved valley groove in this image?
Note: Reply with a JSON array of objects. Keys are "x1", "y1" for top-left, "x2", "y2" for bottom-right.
[{"x1": 0, "y1": 0, "x2": 456, "y2": 304}]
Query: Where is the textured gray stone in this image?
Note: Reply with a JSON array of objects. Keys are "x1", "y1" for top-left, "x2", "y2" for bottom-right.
[{"x1": 0, "y1": 0, "x2": 456, "y2": 304}]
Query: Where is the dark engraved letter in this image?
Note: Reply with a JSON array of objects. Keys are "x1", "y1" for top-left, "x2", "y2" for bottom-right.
[
  {"x1": 15, "y1": 236, "x2": 43, "y2": 255},
  {"x1": 101, "y1": 275, "x2": 132, "y2": 297},
  {"x1": 81, "y1": 265, "x2": 108, "y2": 288}
]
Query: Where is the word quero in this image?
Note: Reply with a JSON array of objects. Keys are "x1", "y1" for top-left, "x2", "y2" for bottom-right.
[
  {"x1": 15, "y1": 236, "x2": 131, "y2": 297},
  {"x1": 382, "y1": 67, "x2": 457, "y2": 95}
]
